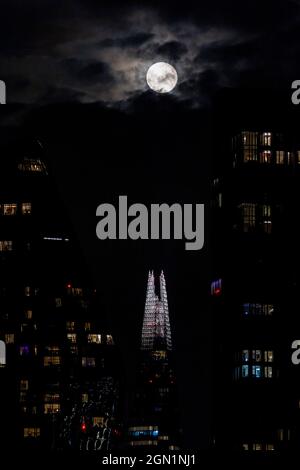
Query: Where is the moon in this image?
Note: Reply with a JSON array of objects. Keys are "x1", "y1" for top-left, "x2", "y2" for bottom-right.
[{"x1": 146, "y1": 62, "x2": 178, "y2": 93}]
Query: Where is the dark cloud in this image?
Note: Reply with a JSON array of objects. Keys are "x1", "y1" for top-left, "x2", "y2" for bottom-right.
[
  {"x1": 156, "y1": 41, "x2": 188, "y2": 61},
  {"x1": 77, "y1": 62, "x2": 114, "y2": 84},
  {"x1": 99, "y1": 33, "x2": 154, "y2": 48}
]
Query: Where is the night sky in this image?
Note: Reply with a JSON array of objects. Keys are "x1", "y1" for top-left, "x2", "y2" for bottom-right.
[
  {"x1": 1, "y1": 0, "x2": 300, "y2": 451},
  {"x1": 1, "y1": 0, "x2": 300, "y2": 108}
]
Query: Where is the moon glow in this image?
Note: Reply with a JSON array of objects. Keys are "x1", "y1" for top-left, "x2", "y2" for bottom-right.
[{"x1": 146, "y1": 62, "x2": 178, "y2": 93}]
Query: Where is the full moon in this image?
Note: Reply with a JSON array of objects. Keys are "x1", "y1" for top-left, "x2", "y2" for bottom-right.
[{"x1": 146, "y1": 62, "x2": 178, "y2": 93}]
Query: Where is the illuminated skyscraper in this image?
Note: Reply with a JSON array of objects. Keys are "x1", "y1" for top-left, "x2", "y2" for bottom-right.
[
  {"x1": 141, "y1": 271, "x2": 172, "y2": 352},
  {"x1": 128, "y1": 271, "x2": 180, "y2": 450}
]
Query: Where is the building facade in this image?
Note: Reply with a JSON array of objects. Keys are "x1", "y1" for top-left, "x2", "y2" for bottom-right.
[
  {"x1": 128, "y1": 271, "x2": 180, "y2": 450},
  {"x1": 211, "y1": 100, "x2": 300, "y2": 455},
  {"x1": 0, "y1": 132, "x2": 121, "y2": 452}
]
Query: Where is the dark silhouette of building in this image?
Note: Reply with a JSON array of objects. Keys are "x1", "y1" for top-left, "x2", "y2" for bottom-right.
[
  {"x1": 211, "y1": 90, "x2": 300, "y2": 455},
  {"x1": 0, "y1": 130, "x2": 121, "y2": 452},
  {"x1": 128, "y1": 271, "x2": 180, "y2": 450}
]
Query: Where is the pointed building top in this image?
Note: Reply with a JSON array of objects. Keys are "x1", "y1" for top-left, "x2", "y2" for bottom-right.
[{"x1": 141, "y1": 270, "x2": 172, "y2": 351}]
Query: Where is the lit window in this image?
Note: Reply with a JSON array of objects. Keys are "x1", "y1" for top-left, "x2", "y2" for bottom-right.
[
  {"x1": 25, "y1": 309, "x2": 33, "y2": 320},
  {"x1": 44, "y1": 393, "x2": 60, "y2": 402},
  {"x1": 67, "y1": 287, "x2": 83, "y2": 296},
  {"x1": 55, "y1": 298, "x2": 62, "y2": 307},
  {"x1": 261, "y1": 132, "x2": 272, "y2": 147},
  {"x1": 44, "y1": 356, "x2": 61, "y2": 366},
  {"x1": 0, "y1": 240, "x2": 13, "y2": 251},
  {"x1": 67, "y1": 334, "x2": 77, "y2": 343},
  {"x1": 24, "y1": 286, "x2": 31, "y2": 297},
  {"x1": 211, "y1": 279, "x2": 222, "y2": 296},
  {"x1": 4, "y1": 333, "x2": 14, "y2": 344},
  {"x1": 264, "y1": 366, "x2": 273, "y2": 378},
  {"x1": 276, "y1": 150, "x2": 285, "y2": 164},
  {"x1": 252, "y1": 365, "x2": 262, "y2": 378},
  {"x1": 18, "y1": 158, "x2": 47, "y2": 174},
  {"x1": 44, "y1": 403, "x2": 60, "y2": 414},
  {"x1": 24, "y1": 427, "x2": 40, "y2": 438},
  {"x1": 260, "y1": 150, "x2": 272, "y2": 163},
  {"x1": 93, "y1": 417, "x2": 105, "y2": 426},
  {"x1": 0, "y1": 340, "x2": 6, "y2": 367},
  {"x1": 241, "y1": 365, "x2": 249, "y2": 377},
  {"x1": 278, "y1": 429, "x2": 290, "y2": 441},
  {"x1": 240, "y1": 203, "x2": 256, "y2": 232},
  {"x1": 20, "y1": 345, "x2": 30, "y2": 356},
  {"x1": 242, "y1": 350, "x2": 249, "y2": 362},
  {"x1": 20, "y1": 380, "x2": 29, "y2": 391},
  {"x1": 252, "y1": 350, "x2": 262, "y2": 362},
  {"x1": 84, "y1": 322, "x2": 91, "y2": 331},
  {"x1": 22, "y1": 202, "x2": 31, "y2": 215},
  {"x1": 242, "y1": 444, "x2": 249, "y2": 451},
  {"x1": 106, "y1": 335, "x2": 114, "y2": 345},
  {"x1": 19, "y1": 391, "x2": 27, "y2": 402},
  {"x1": 261, "y1": 205, "x2": 272, "y2": 233},
  {"x1": 82, "y1": 357, "x2": 96, "y2": 367},
  {"x1": 241, "y1": 131, "x2": 258, "y2": 162},
  {"x1": 266, "y1": 444, "x2": 275, "y2": 451},
  {"x1": 253, "y1": 443, "x2": 262, "y2": 451},
  {"x1": 287, "y1": 151, "x2": 292, "y2": 165},
  {"x1": 87, "y1": 334, "x2": 101, "y2": 344},
  {"x1": 3, "y1": 203, "x2": 17, "y2": 215},
  {"x1": 264, "y1": 350, "x2": 273, "y2": 363},
  {"x1": 66, "y1": 321, "x2": 75, "y2": 332},
  {"x1": 152, "y1": 351, "x2": 167, "y2": 360},
  {"x1": 82, "y1": 393, "x2": 89, "y2": 403}
]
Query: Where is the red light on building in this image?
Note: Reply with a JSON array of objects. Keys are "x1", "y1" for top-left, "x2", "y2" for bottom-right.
[
  {"x1": 211, "y1": 279, "x2": 222, "y2": 296},
  {"x1": 66, "y1": 283, "x2": 72, "y2": 289},
  {"x1": 81, "y1": 422, "x2": 86, "y2": 432}
]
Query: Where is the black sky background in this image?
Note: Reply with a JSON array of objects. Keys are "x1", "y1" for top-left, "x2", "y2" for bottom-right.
[{"x1": 1, "y1": 0, "x2": 300, "y2": 451}]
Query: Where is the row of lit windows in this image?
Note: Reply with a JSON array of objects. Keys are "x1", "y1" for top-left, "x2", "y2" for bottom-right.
[
  {"x1": 0, "y1": 240, "x2": 13, "y2": 252},
  {"x1": 151, "y1": 350, "x2": 167, "y2": 360},
  {"x1": 66, "y1": 286, "x2": 83, "y2": 296},
  {"x1": 242, "y1": 443, "x2": 275, "y2": 451},
  {"x1": 65, "y1": 325, "x2": 114, "y2": 345},
  {"x1": 242, "y1": 131, "x2": 273, "y2": 147},
  {"x1": 0, "y1": 202, "x2": 31, "y2": 216},
  {"x1": 130, "y1": 440, "x2": 158, "y2": 446},
  {"x1": 239, "y1": 203, "x2": 272, "y2": 234},
  {"x1": 236, "y1": 132, "x2": 300, "y2": 165},
  {"x1": 240, "y1": 349, "x2": 274, "y2": 363},
  {"x1": 18, "y1": 158, "x2": 47, "y2": 174},
  {"x1": 244, "y1": 149, "x2": 296, "y2": 165},
  {"x1": 24, "y1": 427, "x2": 40, "y2": 438},
  {"x1": 243, "y1": 303, "x2": 274, "y2": 316},
  {"x1": 129, "y1": 429, "x2": 159, "y2": 438},
  {"x1": 129, "y1": 426, "x2": 158, "y2": 432},
  {"x1": 235, "y1": 365, "x2": 273, "y2": 379}
]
